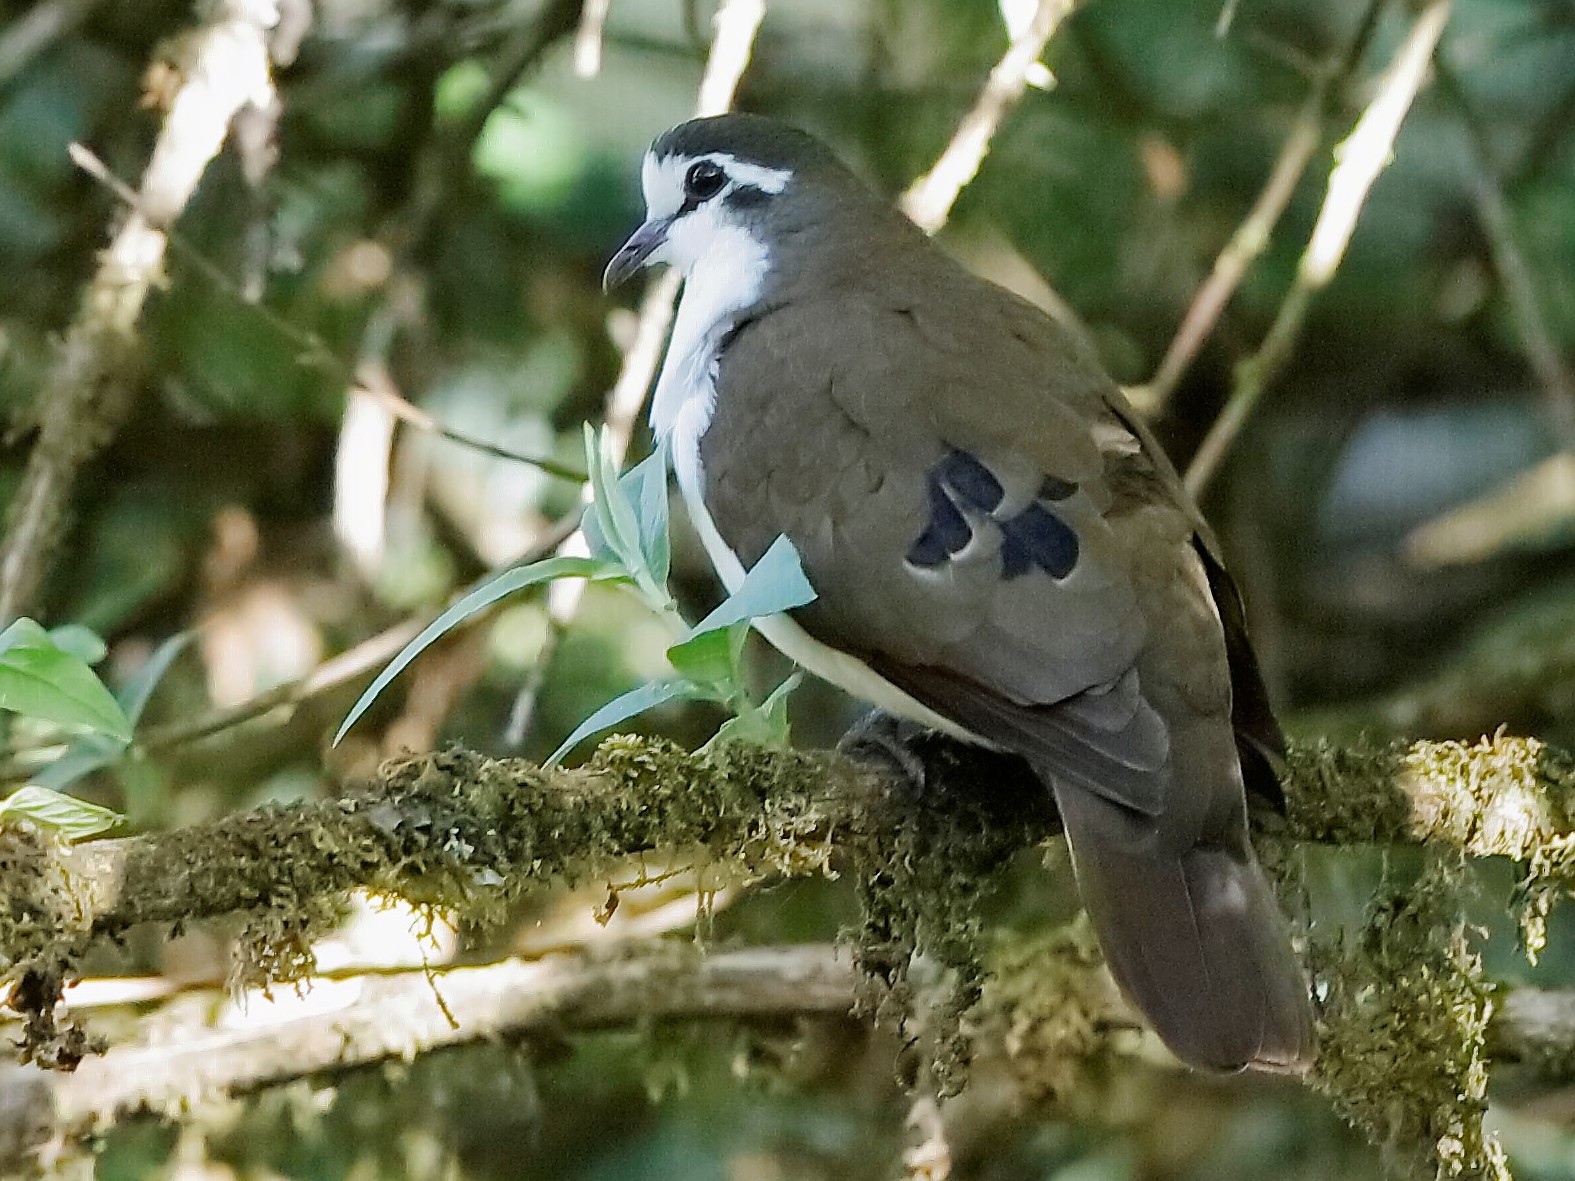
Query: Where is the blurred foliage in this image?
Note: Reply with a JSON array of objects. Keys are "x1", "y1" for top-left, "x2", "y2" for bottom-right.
[{"x1": 3, "y1": 0, "x2": 1575, "y2": 1176}]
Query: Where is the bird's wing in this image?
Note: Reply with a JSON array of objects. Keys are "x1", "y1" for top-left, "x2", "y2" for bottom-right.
[
  {"x1": 701, "y1": 278, "x2": 1316, "y2": 1071},
  {"x1": 700, "y1": 281, "x2": 1225, "y2": 821}
]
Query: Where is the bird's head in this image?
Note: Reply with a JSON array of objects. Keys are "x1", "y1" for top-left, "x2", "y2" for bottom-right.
[{"x1": 603, "y1": 114, "x2": 868, "y2": 293}]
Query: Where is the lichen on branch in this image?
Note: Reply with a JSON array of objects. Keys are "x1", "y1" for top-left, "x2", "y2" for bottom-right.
[{"x1": 6, "y1": 728, "x2": 1575, "y2": 1180}]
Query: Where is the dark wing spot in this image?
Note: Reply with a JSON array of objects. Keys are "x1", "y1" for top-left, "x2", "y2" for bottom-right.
[
  {"x1": 939, "y1": 449, "x2": 1005, "y2": 512},
  {"x1": 1000, "y1": 533, "x2": 1032, "y2": 579},
  {"x1": 906, "y1": 447, "x2": 1080, "y2": 579},
  {"x1": 906, "y1": 475, "x2": 972, "y2": 567},
  {"x1": 998, "y1": 503, "x2": 1078, "y2": 579}
]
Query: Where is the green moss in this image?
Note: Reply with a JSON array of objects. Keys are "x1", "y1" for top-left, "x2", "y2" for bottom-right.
[
  {"x1": 978, "y1": 918, "x2": 1136, "y2": 1105},
  {"x1": 1312, "y1": 853, "x2": 1509, "y2": 1180},
  {"x1": 839, "y1": 752, "x2": 1050, "y2": 1097},
  {"x1": 1282, "y1": 735, "x2": 1412, "y2": 845},
  {"x1": 0, "y1": 823, "x2": 104, "y2": 1068}
]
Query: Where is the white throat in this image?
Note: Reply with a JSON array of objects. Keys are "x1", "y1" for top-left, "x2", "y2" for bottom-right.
[{"x1": 649, "y1": 226, "x2": 771, "y2": 441}]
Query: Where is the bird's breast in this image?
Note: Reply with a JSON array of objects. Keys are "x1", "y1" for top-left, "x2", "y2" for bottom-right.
[{"x1": 666, "y1": 373, "x2": 980, "y2": 742}]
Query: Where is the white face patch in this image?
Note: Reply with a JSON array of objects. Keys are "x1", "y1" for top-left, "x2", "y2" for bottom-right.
[
  {"x1": 641, "y1": 150, "x2": 787, "y2": 439},
  {"x1": 641, "y1": 151, "x2": 792, "y2": 226}
]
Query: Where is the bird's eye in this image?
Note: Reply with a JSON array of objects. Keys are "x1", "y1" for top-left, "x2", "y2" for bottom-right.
[{"x1": 684, "y1": 160, "x2": 726, "y2": 200}]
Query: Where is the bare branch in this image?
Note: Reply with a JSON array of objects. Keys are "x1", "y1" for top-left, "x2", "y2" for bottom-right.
[
  {"x1": 62, "y1": 946, "x2": 856, "y2": 1132},
  {"x1": 1134, "y1": 0, "x2": 1386, "y2": 416},
  {"x1": 900, "y1": 0, "x2": 1078, "y2": 233},
  {"x1": 6, "y1": 936, "x2": 1575, "y2": 1169},
  {"x1": 1183, "y1": 0, "x2": 1452, "y2": 498}
]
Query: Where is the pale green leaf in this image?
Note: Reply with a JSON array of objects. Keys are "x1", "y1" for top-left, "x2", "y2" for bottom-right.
[
  {"x1": 0, "y1": 785, "x2": 123, "y2": 841},
  {"x1": 47, "y1": 624, "x2": 108, "y2": 665},
  {"x1": 632, "y1": 436, "x2": 671, "y2": 585},
  {"x1": 584, "y1": 439, "x2": 671, "y2": 584},
  {"x1": 335, "y1": 556, "x2": 620, "y2": 745},
  {"x1": 119, "y1": 631, "x2": 193, "y2": 726},
  {"x1": 705, "y1": 673, "x2": 801, "y2": 751},
  {"x1": 22, "y1": 634, "x2": 187, "y2": 793},
  {"x1": 0, "y1": 618, "x2": 49, "y2": 655},
  {"x1": 688, "y1": 534, "x2": 817, "y2": 637},
  {"x1": 583, "y1": 424, "x2": 645, "y2": 576},
  {"x1": 758, "y1": 672, "x2": 803, "y2": 734},
  {"x1": 29, "y1": 740, "x2": 122, "y2": 792},
  {"x1": 546, "y1": 680, "x2": 709, "y2": 766}
]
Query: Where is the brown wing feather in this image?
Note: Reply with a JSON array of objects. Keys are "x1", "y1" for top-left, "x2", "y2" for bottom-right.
[{"x1": 700, "y1": 256, "x2": 1313, "y2": 1072}]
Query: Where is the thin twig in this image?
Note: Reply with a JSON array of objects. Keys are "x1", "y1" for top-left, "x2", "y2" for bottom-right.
[
  {"x1": 1135, "y1": 0, "x2": 1387, "y2": 416},
  {"x1": 900, "y1": 0, "x2": 1077, "y2": 233},
  {"x1": 39, "y1": 511, "x2": 583, "y2": 766},
  {"x1": 0, "y1": 0, "x2": 98, "y2": 85},
  {"x1": 0, "y1": 0, "x2": 279, "y2": 623},
  {"x1": 694, "y1": 0, "x2": 768, "y2": 118},
  {"x1": 1183, "y1": 0, "x2": 1452, "y2": 498},
  {"x1": 1435, "y1": 59, "x2": 1575, "y2": 450},
  {"x1": 574, "y1": 0, "x2": 613, "y2": 77},
  {"x1": 67, "y1": 143, "x2": 587, "y2": 484},
  {"x1": 327, "y1": 0, "x2": 588, "y2": 571}
]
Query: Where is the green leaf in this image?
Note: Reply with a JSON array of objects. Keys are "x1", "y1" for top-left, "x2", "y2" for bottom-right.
[
  {"x1": 583, "y1": 439, "x2": 671, "y2": 587},
  {"x1": 632, "y1": 436, "x2": 671, "y2": 585},
  {"x1": 21, "y1": 634, "x2": 185, "y2": 793},
  {"x1": 0, "y1": 619, "x2": 134, "y2": 741},
  {"x1": 119, "y1": 631, "x2": 193, "y2": 726},
  {"x1": 705, "y1": 673, "x2": 801, "y2": 751},
  {"x1": 688, "y1": 534, "x2": 817, "y2": 636},
  {"x1": 335, "y1": 556, "x2": 620, "y2": 745},
  {"x1": 665, "y1": 622, "x2": 747, "y2": 690},
  {"x1": 0, "y1": 618, "x2": 49, "y2": 655},
  {"x1": 546, "y1": 680, "x2": 709, "y2": 766},
  {"x1": 583, "y1": 424, "x2": 645, "y2": 576},
  {"x1": 757, "y1": 672, "x2": 802, "y2": 735},
  {"x1": 0, "y1": 785, "x2": 122, "y2": 841},
  {"x1": 29, "y1": 739, "x2": 122, "y2": 792}
]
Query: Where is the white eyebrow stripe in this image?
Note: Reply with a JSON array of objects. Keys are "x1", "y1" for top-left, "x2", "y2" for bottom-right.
[
  {"x1": 710, "y1": 154, "x2": 791, "y2": 194},
  {"x1": 640, "y1": 151, "x2": 793, "y2": 220}
]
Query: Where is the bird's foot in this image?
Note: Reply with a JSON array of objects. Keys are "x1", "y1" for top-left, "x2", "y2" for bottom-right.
[{"x1": 837, "y1": 709, "x2": 934, "y2": 795}]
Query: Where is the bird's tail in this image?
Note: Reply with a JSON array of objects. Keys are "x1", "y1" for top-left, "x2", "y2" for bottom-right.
[{"x1": 1047, "y1": 779, "x2": 1316, "y2": 1074}]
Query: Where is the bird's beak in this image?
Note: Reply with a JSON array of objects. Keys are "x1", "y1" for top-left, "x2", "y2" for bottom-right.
[{"x1": 603, "y1": 217, "x2": 672, "y2": 292}]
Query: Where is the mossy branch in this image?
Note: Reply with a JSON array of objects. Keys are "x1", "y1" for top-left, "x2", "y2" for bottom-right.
[
  {"x1": 5, "y1": 732, "x2": 1571, "y2": 968},
  {"x1": 4, "y1": 730, "x2": 1574, "y2": 1177}
]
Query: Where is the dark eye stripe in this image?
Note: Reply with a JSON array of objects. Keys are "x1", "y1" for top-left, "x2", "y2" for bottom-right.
[{"x1": 725, "y1": 184, "x2": 769, "y2": 209}]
